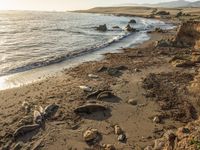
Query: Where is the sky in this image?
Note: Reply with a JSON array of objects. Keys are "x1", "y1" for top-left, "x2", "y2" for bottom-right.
[{"x1": 0, "y1": 0, "x2": 198, "y2": 11}]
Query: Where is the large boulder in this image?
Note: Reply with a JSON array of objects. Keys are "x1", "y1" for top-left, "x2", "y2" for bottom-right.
[
  {"x1": 96, "y1": 24, "x2": 107, "y2": 32},
  {"x1": 174, "y1": 21, "x2": 200, "y2": 49}
]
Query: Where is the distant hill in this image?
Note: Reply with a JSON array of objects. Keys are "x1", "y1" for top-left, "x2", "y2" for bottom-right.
[{"x1": 118, "y1": 0, "x2": 200, "y2": 8}]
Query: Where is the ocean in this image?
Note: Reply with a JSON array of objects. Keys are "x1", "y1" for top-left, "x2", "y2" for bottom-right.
[{"x1": 0, "y1": 11, "x2": 174, "y2": 77}]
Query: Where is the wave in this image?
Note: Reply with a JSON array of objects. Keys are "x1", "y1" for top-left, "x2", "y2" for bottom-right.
[{"x1": 0, "y1": 31, "x2": 134, "y2": 76}]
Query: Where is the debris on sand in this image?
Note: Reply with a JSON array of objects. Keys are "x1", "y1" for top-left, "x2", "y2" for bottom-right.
[
  {"x1": 74, "y1": 104, "x2": 107, "y2": 114},
  {"x1": 13, "y1": 124, "x2": 40, "y2": 139}
]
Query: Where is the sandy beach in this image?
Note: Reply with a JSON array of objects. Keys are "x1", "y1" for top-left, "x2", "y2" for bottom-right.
[{"x1": 1, "y1": 7, "x2": 200, "y2": 150}]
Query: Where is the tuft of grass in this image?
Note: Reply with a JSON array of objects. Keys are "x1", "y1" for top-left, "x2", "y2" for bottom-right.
[{"x1": 190, "y1": 139, "x2": 200, "y2": 149}]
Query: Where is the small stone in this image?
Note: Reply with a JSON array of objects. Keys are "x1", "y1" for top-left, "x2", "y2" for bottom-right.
[
  {"x1": 118, "y1": 134, "x2": 126, "y2": 142},
  {"x1": 128, "y1": 99, "x2": 138, "y2": 105},
  {"x1": 103, "y1": 144, "x2": 116, "y2": 150},
  {"x1": 153, "y1": 116, "x2": 161, "y2": 124},
  {"x1": 83, "y1": 129, "x2": 99, "y2": 142},
  {"x1": 96, "y1": 24, "x2": 107, "y2": 32},
  {"x1": 88, "y1": 74, "x2": 99, "y2": 78},
  {"x1": 79, "y1": 86, "x2": 93, "y2": 92},
  {"x1": 22, "y1": 101, "x2": 31, "y2": 113},
  {"x1": 134, "y1": 68, "x2": 140, "y2": 72},
  {"x1": 114, "y1": 125, "x2": 123, "y2": 135}
]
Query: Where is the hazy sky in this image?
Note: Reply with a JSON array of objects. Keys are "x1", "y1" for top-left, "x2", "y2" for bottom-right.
[{"x1": 0, "y1": 0, "x2": 197, "y2": 11}]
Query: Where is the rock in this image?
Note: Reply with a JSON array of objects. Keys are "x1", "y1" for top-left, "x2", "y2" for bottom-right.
[
  {"x1": 164, "y1": 130, "x2": 176, "y2": 142},
  {"x1": 14, "y1": 142, "x2": 23, "y2": 150},
  {"x1": 154, "y1": 139, "x2": 165, "y2": 150},
  {"x1": 134, "y1": 68, "x2": 140, "y2": 72},
  {"x1": 97, "y1": 66, "x2": 108, "y2": 72},
  {"x1": 103, "y1": 144, "x2": 116, "y2": 150},
  {"x1": 112, "y1": 26, "x2": 120, "y2": 29},
  {"x1": 96, "y1": 24, "x2": 107, "y2": 32},
  {"x1": 155, "y1": 39, "x2": 172, "y2": 47},
  {"x1": 97, "y1": 91, "x2": 113, "y2": 100},
  {"x1": 156, "y1": 11, "x2": 170, "y2": 15},
  {"x1": 74, "y1": 104, "x2": 107, "y2": 114},
  {"x1": 114, "y1": 125, "x2": 123, "y2": 135},
  {"x1": 182, "y1": 127, "x2": 190, "y2": 134},
  {"x1": 34, "y1": 110, "x2": 43, "y2": 125},
  {"x1": 13, "y1": 124, "x2": 40, "y2": 139},
  {"x1": 88, "y1": 74, "x2": 98, "y2": 79},
  {"x1": 83, "y1": 129, "x2": 99, "y2": 142},
  {"x1": 155, "y1": 28, "x2": 165, "y2": 33},
  {"x1": 125, "y1": 24, "x2": 136, "y2": 32},
  {"x1": 79, "y1": 85, "x2": 93, "y2": 92},
  {"x1": 129, "y1": 19, "x2": 136, "y2": 23},
  {"x1": 22, "y1": 101, "x2": 31, "y2": 113},
  {"x1": 128, "y1": 99, "x2": 138, "y2": 105},
  {"x1": 192, "y1": 54, "x2": 200, "y2": 63},
  {"x1": 44, "y1": 103, "x2": 59, "y2": 118},
  {"x1": 174, "y1": 21, "x2": 200, "y2": 49},
  {"x1": 171, "y1": 59, "x2": 195, "y2": 67},
  {"x1": 107, "y1": 68, "x2": 120, "y2": 76},
  {"x1": 118, "y1": 134, "x2": 126, "y2": 142},
  {"x1": 153, "y1": 116, "x2": 161, "y2": 124},
  {"x1": 176, "y1": 11, "x2": 183, "y2": 17}
]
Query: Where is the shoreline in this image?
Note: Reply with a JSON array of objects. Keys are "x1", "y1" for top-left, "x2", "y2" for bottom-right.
[
  {"x1": 0, "y1": 15, "x2": 172, "y2": 91},
  {"x1": 1, "y1": 8, "x2": 200, "y2": 150}
]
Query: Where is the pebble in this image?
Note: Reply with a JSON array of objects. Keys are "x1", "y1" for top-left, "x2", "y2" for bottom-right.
[
  {"x1": 83, "y1": 129, "x2": 99, "y2": 142},
  {"x1": 88, "y1": 74, "x2": 99, "y2": 78},
  {"x1": 153, "y1": 116, "x2": 160, "y2": 124},
  {"x1": 128, "y1": 99, "x2": 138, "y2": 105},
  {"x1": 114, "y1": 125, "x2": 123, "y2": 135},
  {"x1": 103, "y1": 144, "x2": 116, "y2": 150},
  {"x1": 79, "y1": 86, "x2": 93, "y2": 92},
  {"x1": 118, "y1": 134, "x2": 126, "y2": 142}
]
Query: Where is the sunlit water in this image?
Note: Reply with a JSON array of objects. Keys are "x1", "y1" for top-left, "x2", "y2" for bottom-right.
[{"x1": 0, "y1": 11, "x2": 174, "y2": 90}]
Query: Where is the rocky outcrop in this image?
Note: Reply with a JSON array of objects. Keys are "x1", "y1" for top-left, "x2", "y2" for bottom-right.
[{"x1": 174, "y1": 21, "x2": 200, "y2": 49}]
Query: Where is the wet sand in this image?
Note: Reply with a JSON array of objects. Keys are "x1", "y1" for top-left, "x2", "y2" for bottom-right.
[{"x1": 0, "y1": 11, "x2": 200, "y2": 150}]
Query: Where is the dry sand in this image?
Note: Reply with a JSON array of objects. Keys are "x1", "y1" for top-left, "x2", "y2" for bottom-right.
[{"x1": 0, "y1": 7, "x2": 200, "y2": 150}]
